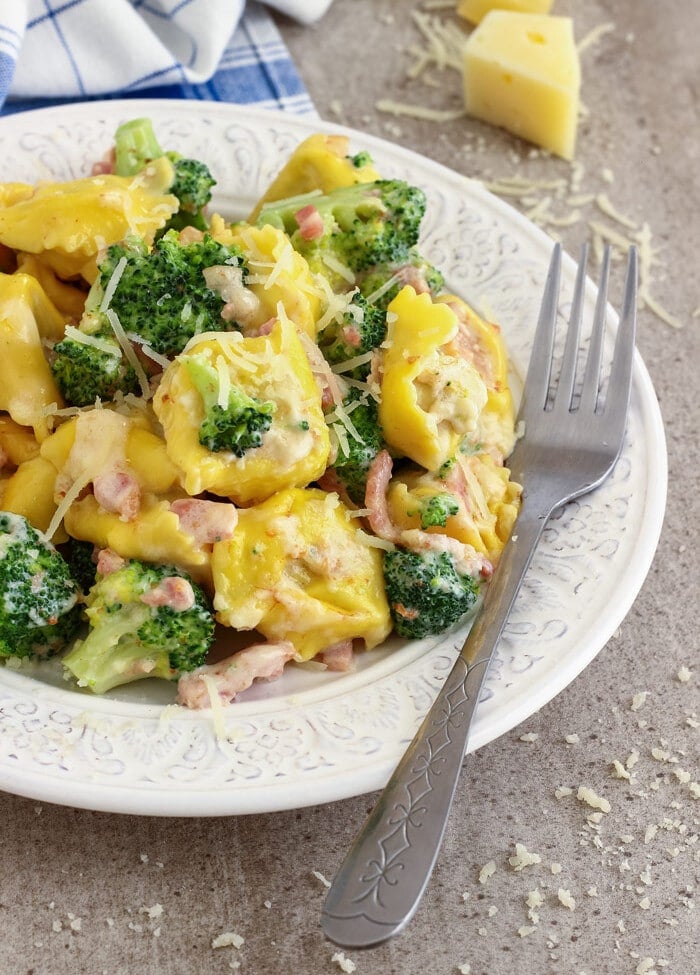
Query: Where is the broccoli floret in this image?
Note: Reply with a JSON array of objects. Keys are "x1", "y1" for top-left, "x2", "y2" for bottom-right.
[
  {"x1": 114, "y1": 117, "x2": 216, "y2": 231},
  {"x1": 350, "y1": 150, "x2": 374, "y2": 169},
  {"x1": 184, "y1": 352, "x2": 275, "y2": 455},
  {"x1": 414, "y1": 493, "x2": 460, "y2": 529},
  {"x1": 51, "y1": 314, "x2": 138, "y2": 407},
  {"x1": 0, "y1": 512, "x2": 82, "y2": 659},
  {"x1": 59, "y1": 538, "x2": 97, "y2": 596},
  {"x1": 358, "y1": 250, "x2": 445, "y2": 311},
  {"x1": 257, "y1": 179, "x2": 426, "y2": 289},
  {"x1": 318, "y1": 291, "x2": 386, "y2": 381},
  {"x1": 62, "y1": 559, "x2": 215, "y2": 695},
  {"x1": 329, "y1": 389, "x2": 384, "y2": 504},
  {"x1": 383, "y1": 548, "x2": 479, "y2": 640},
  {"x1": 97, "y1": 231, "x2": 247, "y2": 357}
]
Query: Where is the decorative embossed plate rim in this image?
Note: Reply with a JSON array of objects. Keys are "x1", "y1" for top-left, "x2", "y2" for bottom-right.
[{"x1": 0, "y1": 100, "x2": 666, "y2": 816}]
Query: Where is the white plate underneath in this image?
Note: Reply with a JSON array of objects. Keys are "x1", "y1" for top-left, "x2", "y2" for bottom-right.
[{"x1": 0, "y1": 100, "x2": 666, "y2": 816}]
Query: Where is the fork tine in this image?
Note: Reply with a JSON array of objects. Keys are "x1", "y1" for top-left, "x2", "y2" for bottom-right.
[
  {"x1": 578, "y1": 244, "x2": 612, "y2": 413},
  {"x1": 553, "y1": 243, "x2": 588, "y2": 411},
  {"x1": 520, "y1": 242, "x2": 561, "y2": 415},
  {"x1": 602, "y1": 246, "x2": 638, "y2": 438}
]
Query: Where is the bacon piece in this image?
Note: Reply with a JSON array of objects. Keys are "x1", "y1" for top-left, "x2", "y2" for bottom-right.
[
  {"x1": 341, "y1": 323, "x2": 362, "y2": 348},
  {"x1": 253, "y1": 317, "x2": 276, "y2": 337},
  {"x1": 140, "y1": 576, "x2": 195, "y2": 612},
  {"x1": 96, "y1": 548, "x2": 126, "y2": 577},
  {"x1": 294, "y1": 204, "x2": 325, "y2": 241},
  {"x1": 442, "y1": 300, "x2": 496, "y2": 387},
  {"x1": 170, "y1": 498, "x2": 237, "y2": 545},
  {"x1": 364, "y1": 449, "x2": 401, "y2": 543},
  {"x1": 177, "y1": 640, "x2": 296, "y2": 709},
  {"x1": 321, "y1": 639, "x2": 355, "y2": 672},
  {"x1": 91, "y1": 147, "x2": 115, "y2": 176},
  {"x1": 93, "y1": 470, "x2": 141, "y2": 521},
  {"x1": 396, "y1": 263, "x2": 432, "y2": 294}
]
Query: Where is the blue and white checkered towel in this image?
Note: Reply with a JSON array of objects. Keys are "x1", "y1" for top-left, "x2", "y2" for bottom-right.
[{"x1": 0, "y1": 0, "x2": 332, "y2": 116}]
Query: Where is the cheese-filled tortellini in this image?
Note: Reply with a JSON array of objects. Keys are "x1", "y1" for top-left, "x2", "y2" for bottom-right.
[
  {"x1": 248, "y1": 133, "x2": 380, "y2": 221},
  {"x1": 0, "y1": 157, "x2": 178, "y2": 282},
  {"x1": 153, "y1": 319, "x2": 330, "y2": 505},
  {"x1": 386, "y1": 455, "x2": 521, "y2": 565},
  {"x1": 229, "y1": 223, "x2": 321, "y2": 338},
  {"x1": 379, "y1": 286, "x2": 488, "y2": 471},
  {"x1": 212, "y1": 487, "x2": 392, "y2": 659},
  {"x1": 437, "y1": 294, "x2": 517, "y2": 461},
  {"x1": 0, "y1": 272, "x2": 67, "y2": 440}
]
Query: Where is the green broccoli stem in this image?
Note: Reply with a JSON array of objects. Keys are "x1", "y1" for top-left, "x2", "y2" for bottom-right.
[
  {"x1": 62, "y1": 604, "x2": 173, "y2": 695},
  {"x1": 114, "y1": 118, "x2": 164, "y2": 176}
]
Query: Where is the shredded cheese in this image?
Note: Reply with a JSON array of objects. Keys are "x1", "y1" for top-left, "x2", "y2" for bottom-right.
[
  {"x1": 44, "y1": 470, "x2": 93, "y2": 542},
  {"x1": 62, "y1": 324, "x2": 121, "y2": 357},
  {"x1": 215, "y1": 355, "x2": 231, "y2": 409},
  {"x1": 376, "y1": 99, "x2": 466, "y2": 122},
  {"x1": 99, "y1": 255, "x2": 127, "y2": 312},
  {"x1": 104, "y1": 309, "x2": 151, "y2": 399}
]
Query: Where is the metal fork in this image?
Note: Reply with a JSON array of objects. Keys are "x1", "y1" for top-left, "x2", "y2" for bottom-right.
[{"x1": 322, "y1": 242, "x2": 638, "y2": 949}]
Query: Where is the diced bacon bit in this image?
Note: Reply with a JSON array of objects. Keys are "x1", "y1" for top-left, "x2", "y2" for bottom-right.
[
  {"x1": 96, "y1": 548, "x2": 126, "y2": 577},
  {"x1": 170, "y1": 498, "x2": 237, "y2": 545},
  {"x1": 252, "y1": 316, "x2": 276, "y2": 337},
  {"x1": 91, "y1": 147, "x2": 115, "y2": 176},
  {"x1": 395, "y1": 263, "x2": 432, "y2": 294},
  {"x1": 177, "y1": 640, "x2": 297, "y2": 709},
  {"x1": 321, "y1": 639, "x2": 355, "y2": 672},
  {"x1": 316, "y1": 469, "x2": 356, "y2": 509},
  {"x1": 140, "y1": 576, "x2": 195, "y2": 612},
  {"x1": 298, "y1": 330, "x2": 346, "y2": 408},
  {"x1": 341, "y1": 322, "x2": 362, "y2": 348},
  {"x1": 365, "y1": 449, "x2": 402, "y2": 543},
  {"x1": 443, "y1": 302, "x2": 497, "y2": 388},
  {"x1": 93, "y1": 469, "x2": 141, "y2": 522},
  {"x1": 294, "y1": 204, "x2": 325, "y2": 241}
]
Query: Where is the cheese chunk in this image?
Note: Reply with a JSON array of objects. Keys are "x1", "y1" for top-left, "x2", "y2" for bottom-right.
[
  {"x1": 462, "y1": 12, "x2": 580, "y2": 160},
  {"x1": 458, "y1": 0, "x2": 554, "y2": 25}
]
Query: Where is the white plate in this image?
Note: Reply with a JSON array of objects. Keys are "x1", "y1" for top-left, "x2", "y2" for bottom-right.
[{"x1": 0, "y1": 100, "x2": 666, "y2": 816}]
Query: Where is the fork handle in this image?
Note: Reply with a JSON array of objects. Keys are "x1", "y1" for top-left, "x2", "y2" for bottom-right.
[{"x1": 321, "y1": 500, "x2": 549, "y2": 949}]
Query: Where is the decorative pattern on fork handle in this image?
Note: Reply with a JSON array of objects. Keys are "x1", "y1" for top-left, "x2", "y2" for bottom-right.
[{"x1": 348, "y1": 654, "x2": 489, "y2": 915}]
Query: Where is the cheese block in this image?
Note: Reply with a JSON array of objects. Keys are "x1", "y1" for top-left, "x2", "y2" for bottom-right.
[
  {"x1": 462, "y1": 12, "x2": 581, "y2": 160},
  {"x1": 458, "y1": 0, "x2": 554, "y2": 25}
]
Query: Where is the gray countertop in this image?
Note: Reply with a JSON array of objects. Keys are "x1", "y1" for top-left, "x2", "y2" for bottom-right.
[{"x1": 2, "y1": 2, "x2": 698, "y2": 973}]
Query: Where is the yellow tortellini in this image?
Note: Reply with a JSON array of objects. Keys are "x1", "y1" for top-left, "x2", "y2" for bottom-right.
[
  {"x1": 379, "y1": 286, "x2": 488, "y2": 471},
  {"x1": 0, "y1": 157, "x2": 177, "y2": 282},
  {"x1": 211, "y1": 487, "x2": 392, "y2": 659},
  {"x1": 437, "y1": 294, "x2": 517, "y2": 460},
  {"x1": 1, "y1": 455, "x2": 61, "y2": 535},
  {"x1": 229, "y1": 223, "x2": 321, "y2": 338},
  {"x1": 248, "y1": 133, "x2": 380, "y2": 221},
  {"x1": 153, "y1": 319, "x2": 330, "y2": 504},
  {"x1": 0, "y1": 272, "x2": 67, "y2": 440},
  {"x1": 386, "y1": 455, "x2": 521, "y2": 564}
]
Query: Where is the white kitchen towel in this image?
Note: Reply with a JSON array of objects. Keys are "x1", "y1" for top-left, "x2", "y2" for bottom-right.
[{"x1": 0, "y1": 0, "x2": 333, "y2": 115}]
